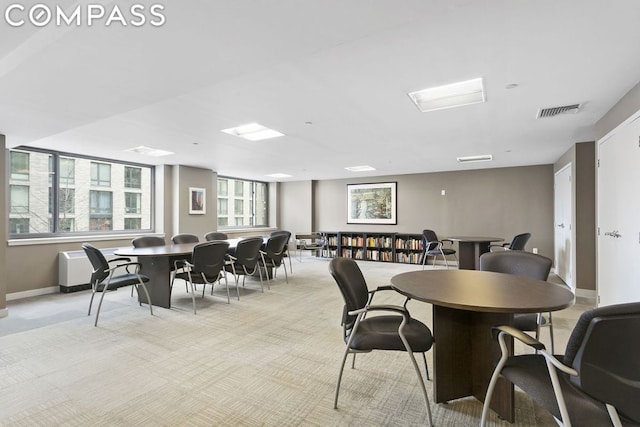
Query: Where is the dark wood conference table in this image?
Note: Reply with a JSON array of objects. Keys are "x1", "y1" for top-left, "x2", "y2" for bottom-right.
[
  {"x1": 448, "y1": 236, "x2": 503, "y2": 269},
  {"x1": 390, "y1": 269, "x2": 574, "y2": 423},
  {"x1": 115, "y1": 238, "x2": 262, "y2": 309}
]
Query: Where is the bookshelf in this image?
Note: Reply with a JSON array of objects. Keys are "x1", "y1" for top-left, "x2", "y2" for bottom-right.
[{"x1": 318, "y1": 231, "x2": 424, "y2": 265}]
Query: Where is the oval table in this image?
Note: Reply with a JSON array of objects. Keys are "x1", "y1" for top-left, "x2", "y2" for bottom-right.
[
  {"x1": 390, "y1": 269, "x2": 575, "y2": 423},
  {"x1": 447, "y1": 236, "x2": 503, "y2": 269},
  {"x1": 115, "y1": 238, "x2": 260, "y2": 309}
]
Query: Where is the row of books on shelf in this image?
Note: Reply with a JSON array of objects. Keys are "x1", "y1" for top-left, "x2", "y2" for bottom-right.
[
  {"x1": 365, "y1": 236, "x2": 393, "y2": 248},
  {"x1": 395, "y1": 252, "x2": 423, "y2": 264},
  {"x1": 395, "y1": 238, "x2": 422, "y2": 250},
  {"x1": 366, "y1": 250, "x2": 393, "y2": 262},
  {"x1": 341, "y1": 236, "x2": 365, "y2": 247}
]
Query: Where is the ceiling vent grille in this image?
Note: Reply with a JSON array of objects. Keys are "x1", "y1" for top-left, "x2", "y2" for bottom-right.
[{"x1": 537, "y1": 104, "x2": 582, "y2": 118}]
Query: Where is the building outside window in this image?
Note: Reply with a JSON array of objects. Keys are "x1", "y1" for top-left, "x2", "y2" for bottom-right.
[
  {"x1": 8, "y1": 148, "x2": 154, "y2": 237},
  {"x1": 10, "y1": 151, "x2": 29, "y2": 181},
  {"x1": 217, "y1": 177, "x2": 268, "y2": 229},
  {"x1": 125, "y1": 192, "x2": 141, "y2": 214},
  {"x1": 125, "y1": 166, "x2": 142, "y2": 188},
  {"x1": 90, "y1": 162, "x2": 111, "y2": 187}
]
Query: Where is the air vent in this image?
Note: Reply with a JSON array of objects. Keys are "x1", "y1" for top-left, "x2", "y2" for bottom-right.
[{"x1": 537, "y1": 104, "x2": 582, "y2": 118}]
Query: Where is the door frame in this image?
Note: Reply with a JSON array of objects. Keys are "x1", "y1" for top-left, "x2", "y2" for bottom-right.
[{"x1": 554, "y1": 163, "x2": 573, "y2": 289}]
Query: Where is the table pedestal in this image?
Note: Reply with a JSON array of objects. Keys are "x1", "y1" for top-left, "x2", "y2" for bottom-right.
[
  {"x1": 138, "y1": 256, "x2": 173, "y2": 308},
  {"x1": 457, "y1": 241, "x2": 493, "y2": 270},
  {"x1": 433, "y1": 306, "x2": 515, "y2": 422}
]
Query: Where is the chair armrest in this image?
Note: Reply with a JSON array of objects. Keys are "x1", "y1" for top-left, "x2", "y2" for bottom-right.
[
  {"x1": 492, "y1": 325, "x2": 546, "y2": 350},
  {"x1": 108, "y1": 261, "x2": 143, "y2": 275},
  {"x1": 226, "y1": 254, "x2": 237, "y2": 261},
  {"x1": 108, "y1": 257, "x2": 132, "y2": 264},
  {"x1": 348, "y1": 304, "x2": 409, "y2": 320},
  {"x1": 441, "y1": 239, "x2": 454, "y2": 245}
]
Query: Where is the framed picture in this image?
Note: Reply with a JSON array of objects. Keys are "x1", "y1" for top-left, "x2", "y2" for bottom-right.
[
  {"x1": 347, "y1": 182, "x2": 397, "y2": 224},
  {"x1": 189, "y1": 187, "x2": 206, "y2": 214}
]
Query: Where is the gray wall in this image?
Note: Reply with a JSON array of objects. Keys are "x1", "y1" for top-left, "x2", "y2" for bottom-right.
[
  {"x1": 595, "y1": 81, "x2": 640, "y2": 139},
  {"x1": 305, "y1": 165, "x2": 555, "y2": 258},
  {"x1": 280, "y1": 180, "x2": 313, "y2": 237},
  {"x1": 0, "y1": 135, "x2": 6, "y2": 315}
]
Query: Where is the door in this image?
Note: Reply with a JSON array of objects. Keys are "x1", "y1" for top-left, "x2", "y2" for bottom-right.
[
  {"x1": 554, "y1": 164, "x2": 572, "y2": 289},
  {"x1": 597, "y1": 115, "x2": 640, "y2": 306}
]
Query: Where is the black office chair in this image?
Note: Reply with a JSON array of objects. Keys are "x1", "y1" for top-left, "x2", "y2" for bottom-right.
[
  {"x1": 329, "y1": 257, "x2": 434, "y2": 426},
  {"x1": 296, "y1": 232, "x2": 326, "y2": 261},
  {"x1": 224, "y1": 236, "x2": 265, "y2": 299},
  {"x1": 260, "y1": 233, "x2": 289, "y2": 284},
  {"x1": 490, "y1": 232, "x2": 531, "y2": 251},
  {"x1": 82, "y1": 243, "x2": 152, "y2": 327},
  {"x1": 171, "y1": 241, "x2": 230, "y2": 314},
  {"x1": 270, "y1": 230, "x2": 292, "y2": 274},
  {"x1": 481, "y1": 302, "x2": 640, "y2": 427},
  {"x1": 171, "y1": 233, "x2": 200, "y2": 292},
  {"x1": 480, "y1": 251, "x2": 556, "y2": 353},
  {"x1": 421, "y1": 229, "x2": 457, "y2": 269},
  {"x1": 130, "y1": 235, "x2": 166, "y2": 296},
  {"x1": 204, "y1": 232, "x2": 228, "y2": 241}
]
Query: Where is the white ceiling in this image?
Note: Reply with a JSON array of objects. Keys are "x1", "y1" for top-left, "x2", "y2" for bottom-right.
[{"x1": 1, "y1": 0, "x2": 639, "y2": 182}]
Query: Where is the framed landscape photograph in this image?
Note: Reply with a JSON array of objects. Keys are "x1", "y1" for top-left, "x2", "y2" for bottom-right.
[
  {"x1": 347, "y1": 182, "x2": 397, "y2": 224},
  {"x1": 189, "y1": 187, "x2": 206, "y2": 214}
]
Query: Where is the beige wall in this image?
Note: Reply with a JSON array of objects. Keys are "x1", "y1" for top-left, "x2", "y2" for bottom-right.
[
  {"x1": 595, "y1": 80, "x2": 640, "y2": 139},
  {"x1": 280, "y1": 180, "x2": 313, "y2": 238},
  {"x1": 553, "y1": 142, "x2": 597, "y2": 291},
  {"x1": 305, "y1": 165, "x2": 555, "y2": 258}
]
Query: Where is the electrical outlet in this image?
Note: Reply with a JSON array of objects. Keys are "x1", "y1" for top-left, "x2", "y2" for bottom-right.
[{"x1": 532, "y1": 248, "x2": 538, "y2": 254}]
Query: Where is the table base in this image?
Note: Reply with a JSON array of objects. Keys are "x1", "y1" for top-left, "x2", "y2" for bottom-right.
[{"x1": 433, "y1": 306, "x2": 515, "y2": 422}]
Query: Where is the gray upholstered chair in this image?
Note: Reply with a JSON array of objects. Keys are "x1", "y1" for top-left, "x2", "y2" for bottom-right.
[
  {"x1": 82, "y1": 243, "x2": 152, "y2": 327},
  {"x1": 480, "y1": 250, "x2": 556, "y2": 352},
  {"x1": 171, "y1": 233, "x2": 199, "y2": 244},
  {"x1": 490, "y1": 232, "x2": 531, "y2": 251},
  {"x1": 270, "y1": 230, "x2": 292, "y2": 274},
  {"x1": 171, "y1": 241, "x2": 230, "y2": 314},
  {"x1": 481, "y1": 302, "x2": 640, "y2": 427},
  {"x1": 204, "y1": 232, "x2": 228, "y2": 241},
  {"x1": 329, "y1": 257, "x2": 434, "y2": 426},
  {"x1": 223, "y1": 236, "x2": 265, "y2": 299},
  {"x1": 260, "y1": 233, "x2": 289, "y2": 284},
  {"x1": 421, "y1": 229, "x2": 457, "y2": 269}
]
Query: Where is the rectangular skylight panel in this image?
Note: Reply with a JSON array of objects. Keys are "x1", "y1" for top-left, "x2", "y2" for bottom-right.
[
  {"x1": 221, "y1": 123, "x2": 284, "y2": 141},
  {"x1": 125, "y1": 146, "x2": 174, "y2": 157},
  {"x1": 345, "y1": 165, "x2": 376, "y2": 172}
]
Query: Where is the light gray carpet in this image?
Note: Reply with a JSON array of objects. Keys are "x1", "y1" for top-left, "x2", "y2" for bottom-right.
[{"x1": 0, "y1": 257, "x2": 592, "y2": 426}]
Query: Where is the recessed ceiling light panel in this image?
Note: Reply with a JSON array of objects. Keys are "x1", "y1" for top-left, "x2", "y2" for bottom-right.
[
  {"x1": 345, "y1": 165, "x2": 376, "y2": 172},
  {"x1": 456, "y1": 154, "x2": 493, "y2": 163},
  {"x1": 125, "y1": 146, "x2": 174, "y2": 157},
  {"x1": 266, "y1": 173, "x2": 292, "y2": 178},
  {"x1": 408, "y1": 78, "x2": 486, "y2": 113},
  {"x1": 221, "y1": 123, "x2": 284, "y2": 141}
]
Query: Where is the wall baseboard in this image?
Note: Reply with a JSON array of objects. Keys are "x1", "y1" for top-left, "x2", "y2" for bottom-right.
[
  {"x1": 7, "y1": 286, "x2": 59, "y2": 301},
  {"x1": 0, "y1": 308, "x2": 8, "y2": 318},
  {"x1": 575, "y1": 288, "x2": 597, "y2": 300}
]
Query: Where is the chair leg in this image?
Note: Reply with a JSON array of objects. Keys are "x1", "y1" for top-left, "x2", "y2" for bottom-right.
[
  {"x1": 88, "y1": 286, "x2": 97, "y2": 316},
  {"x1": 334, "y1": 346, "x2": 352, "y2": 409},
  {"x1": 422, "y1": 352, "x2": 430, "y2": 381},
  {"x1": 351, "y1": 353, "x2": 357, "y2": 369},
  {"x1": 138, "y1": 281, "x2": 153, "y2": 317},
  {"x1": 190, "y1": 281, "x2": 197, "y2": 315},
  {"x1": 481, "y1": 332, "x2": 510, "y2": 426},
  {"x1": 398, "y1": 318, "x2": 433, "y2": 426},
  {"x1": 283, "y1": 264, "x2": 288, "y2": 284},
  {"x1": 93, "y1": 283, "x2": 112, "y2": 327},
  {"x1": 286, "y1": 252, "x2": 293, "y2": 274},
  {"x1": 548, "y1": 312, "x2": 555, "y2": 354},
  {"x1": 441, "y1": 250, "x2": 449, "y2": 269}
]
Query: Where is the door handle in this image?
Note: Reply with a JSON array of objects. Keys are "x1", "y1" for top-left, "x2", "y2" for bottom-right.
[
  {"x1": 557, "y1": 223, "x2": 565, "y2": 228},
  {"x1": 604, "y1": 230, "x2": 622, "y2": 238}
]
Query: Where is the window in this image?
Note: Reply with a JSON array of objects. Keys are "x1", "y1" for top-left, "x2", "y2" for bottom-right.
[
  {"x1": 10, "y1": 185, "x2": 29, "y2": 214},
  {"x1": 217, "y1": 177, "x2": 268, "y2": 229},
  {"x1": 9, "y1": 218, "x2": 29, "y2": 234},
  {"x1": 218, "y1": 179, "x2": 228, "y2": 196},
  {"x1": 124, "y1": 218, "x2": 141, "y2": 230},
  {"x1": 10, "y1": 151, "x2": 29, "y2": 180},
  {"x1": 59, "y1": 158, "x2": 75, "y2": 185},
  {"x1": 234, "y1": 180, "x2": 244, "y2": 196},
  {"x1": 8, "y1": 147, "x2": 154, "y2": 237},
  {"x1": 90, "y1": 190, "x2": 113, "y2": 231},
  {"x1": 125, "y1": 192, "x2": 141, "y2": 214},
  {"x1": 125, "y1": 167, "x2": 142, "y2": 189},
  {"x1": 91, "y1": 162, "x2": 111, "y2": 186},
  {"x1": 234, "y1": 199, "x2": 244, "y2": 215}
]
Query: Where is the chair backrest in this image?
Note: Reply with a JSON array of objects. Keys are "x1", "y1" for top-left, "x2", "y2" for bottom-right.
[
  {"x1": 132, "y1": 236, "x2": 165, "y2": 248},
  {"x1": 271, "y1": 230, "x2": 291, "y2": 248},
  {"x1": 329, "y1": 257, "x2": 370, "y2": 332},
  {"x1": 562, "y1": 302, "x2": 640, "y2": 423},
  {"x1": 508, "y1": 232, "x2": 531, "y2": 250},
  {"x1": 422, "y1": 229, "x2": 440, "y2": 251},
  {"x1": 479, "y1": 251, "x2": 551, "y2": 281},
  {"x1": 171, "y1": 233, "x2": 199, "y2": 244},
  {"x1": 191, "y1": 241, "x2": 230, "y2": 280},
  {"x1": 233, "y1": 237, "x2": 264, "y2": 270},
  {"x1": 82, "y1": 243, "x2": 109, "y2": 284},
  {"x1": 263, "y1": 233, "x2": 289, "y2": 264},
  {"x1": 204, "y1": 232, "x2": 228, "y2": 241}
]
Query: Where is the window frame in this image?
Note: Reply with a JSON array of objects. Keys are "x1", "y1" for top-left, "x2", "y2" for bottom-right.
[
  {"x1": 217, "y1": 176, "x2": 268, "y2": 230},
  {"x1": 7, "y1": 146, "x2": 155, "y2": 239}
]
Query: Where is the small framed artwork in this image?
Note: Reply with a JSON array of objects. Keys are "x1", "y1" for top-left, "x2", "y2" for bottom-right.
[
  {"x1": 347, "y1": 182, "x2": 397, "y2": 224},
  {"x1": 189, "y1": 187, "x2": 206, "y2": 214}
]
